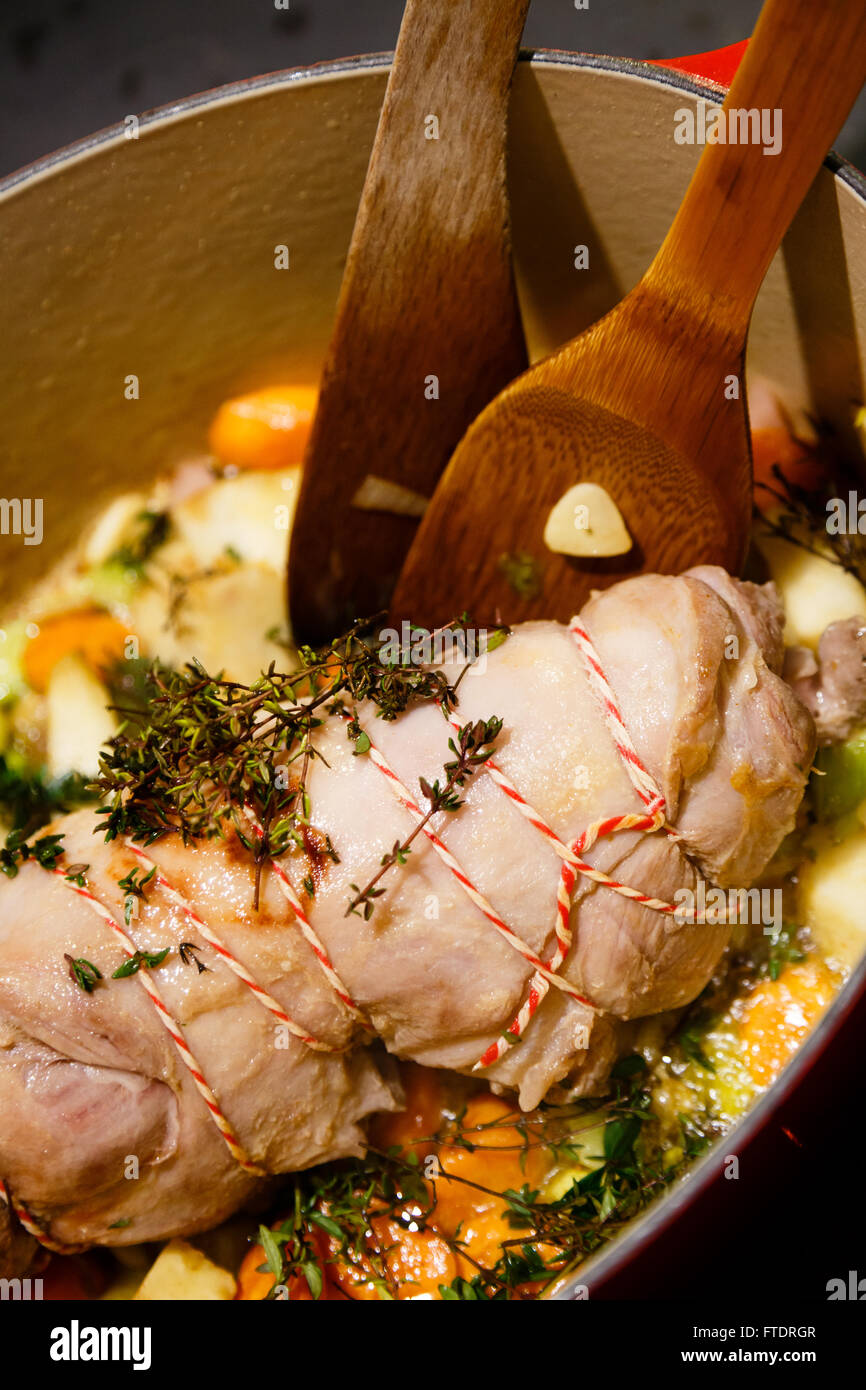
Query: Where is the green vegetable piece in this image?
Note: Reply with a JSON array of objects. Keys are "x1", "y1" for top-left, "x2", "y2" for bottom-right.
[{"x1": 813, "y1": 727, "x2": 866, "y2": 822}]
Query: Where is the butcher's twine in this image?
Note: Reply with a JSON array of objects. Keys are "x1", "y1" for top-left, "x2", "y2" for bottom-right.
[{"x1": 2, "y1": 617, "x2": 719, "y2": 1251}]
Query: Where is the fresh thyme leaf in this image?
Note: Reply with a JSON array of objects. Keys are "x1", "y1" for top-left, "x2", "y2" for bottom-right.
[
  {"x1": 673, "y1": 1009, "x2": 716, "y2": 1073},
  {"x1": 64, "y1": 863, "x2": 90, "y2": 886},
  {"x1": 484, "y1": 627, "x2": 510, "y2": 654},
  {"x1": 765, "y1": 923, "x2": 805, "y2": 981},
  {"x1": 345, "y1": 716, "x2": 502, "y2": 919},
  {"x1": 301, "y1": 1260, "x2": 323, "y2": 1301},
  {"x1": 258, "y1": 1223, "x2": 286, "y2": 1283},
  {"x1": 1, "y1": 829, "x2": 65, "y2": 879},
  {"x1": 0, "y1": 756, "x2": 95, "y2": 839},
  {"x1": 307, "y1": 1210, "x2": 344, "y2": 1241},
  {"x1": 179, "y1": 942, "x2": 209, "y2": 974},
  {"x1": 108, "y1": 1218, "x2": 132, "y2": 1230},
  {"x1": 111, "y1": 947, "x2": 170, "y2": 979},
  {"x1": 64, "y1": 954, "x2": 103, "y2": 993},
  {"x1": 106, "y1": 509, "x2": 171, "y2": 579},
  {"x1": 118, "y1": 866, "x2": 156, "y2": 924},
  {"x1": 92, "y1": 615, "x2": 481, "y2": 909},
  {"x1": 602, "y1": 1114, "x2": 642, "y2": 1162}
]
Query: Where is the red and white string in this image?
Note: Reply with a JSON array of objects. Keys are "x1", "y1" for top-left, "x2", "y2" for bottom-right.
[{"x1": 4, "y1": 615, "x2": 718, "y2": 1248}]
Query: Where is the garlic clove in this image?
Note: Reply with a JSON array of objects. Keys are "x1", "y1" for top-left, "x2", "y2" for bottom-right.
[{"x1": 543, "y1": 482, "x2": 632, "y2": 558}]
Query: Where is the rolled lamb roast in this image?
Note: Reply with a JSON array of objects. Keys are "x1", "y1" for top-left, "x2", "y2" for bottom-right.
[{"x1": 0, "y1": 567, "x2": 815, "y2": 1269}]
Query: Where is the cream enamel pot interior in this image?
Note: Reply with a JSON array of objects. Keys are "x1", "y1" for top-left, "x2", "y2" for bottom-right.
[{"x1": 1, "y1": 50, "x2": 865, "y2": 1298}]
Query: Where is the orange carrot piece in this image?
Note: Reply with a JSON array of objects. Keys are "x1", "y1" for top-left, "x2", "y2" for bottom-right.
[
  {"x1": 740, "y1": 959, "x2": 834, "y2": 1086},
  {"x1": 23, "y1": 609, "x2": 129, "y2": 693},
  {"x1": 208, "y1": 385, "x2": 317, "y2": 471},
  {"x1": 369, "y1": 1063, "x2": 446, "y2": 1161}
]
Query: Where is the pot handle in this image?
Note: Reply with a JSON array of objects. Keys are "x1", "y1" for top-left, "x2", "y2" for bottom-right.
[{"x1": 648, "y1": 38, "x2": 748, "y2": 90}]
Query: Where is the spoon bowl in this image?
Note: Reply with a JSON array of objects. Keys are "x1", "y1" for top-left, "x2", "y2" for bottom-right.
[{"x1": 392, "y1": 0, "x2": 866, "y2": 628}]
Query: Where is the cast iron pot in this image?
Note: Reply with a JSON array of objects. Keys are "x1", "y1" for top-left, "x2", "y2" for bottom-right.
[{"x1": 1, "y1": 45, "x2": 864, "y2": 1299}]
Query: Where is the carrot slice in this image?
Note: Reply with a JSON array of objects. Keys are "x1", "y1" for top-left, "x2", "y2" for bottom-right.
[
  {"x1": 208, "y1": 385, "x2": 317, "y2": 471},
  {"x1": 434, "y1": 1095, "x2": 550, "y2": 1272},
  {"x1": 369, "y1": 1063, "x2": 445, "y2": 1161},
  {"x1": 740, "y1": 959, "x2": 834, "y2": 1086},
  {"x1": 23, "y1": 609, "x2": 129, "y2": 693}
]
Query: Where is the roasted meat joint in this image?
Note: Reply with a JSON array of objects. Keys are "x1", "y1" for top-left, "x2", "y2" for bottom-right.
[
  {"x1": 2, "y1": 0, "x2": 866, "y2": 1311},
  {"x1": 5, "y1": 526, "x2": 862, "y2": 1295}
]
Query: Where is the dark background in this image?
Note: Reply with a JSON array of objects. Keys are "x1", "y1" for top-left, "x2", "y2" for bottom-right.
[
  {"x1": 2, "y1": 0, "x2": 865, "y2": 1302},
  {"x1": 2, "y1": 0, "x2": 866, "y2": 176}
]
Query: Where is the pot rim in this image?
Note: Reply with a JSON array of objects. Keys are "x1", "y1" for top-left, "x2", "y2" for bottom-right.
[
  {"x1": 2, "y1": 45, "x2": 865, "y2": 1300},
  {"x1": 2, "y1": 47, "x2": 865, "y2": 206}
]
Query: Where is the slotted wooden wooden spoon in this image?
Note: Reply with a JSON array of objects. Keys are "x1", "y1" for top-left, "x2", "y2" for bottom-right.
[
  {"x1": 391, "y1": 0, "x2": 866, "y2": 628},
  {"x1": 288, "y1": 0, "x2": 530, "y2": 645}
]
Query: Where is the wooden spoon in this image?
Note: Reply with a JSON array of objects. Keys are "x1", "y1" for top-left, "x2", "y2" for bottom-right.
[
  {"x1": 391, "y1": 0, "x2": 866, "y2": 629},
  {"x1": 288, "y1": 0, "x2": 530, "y2": 645}
]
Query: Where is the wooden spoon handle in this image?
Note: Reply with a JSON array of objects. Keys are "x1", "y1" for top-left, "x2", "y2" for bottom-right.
[
  {"x1": 288, "y1": 0, "x2": 530, "y2": 643},
  {"x1": 650, "y1": 0, "x2": 866, "y2": 327}
]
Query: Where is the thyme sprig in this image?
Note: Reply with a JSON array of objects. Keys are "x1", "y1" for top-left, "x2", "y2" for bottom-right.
[
  {"x1": 64, "y1": 954, "x2": 103, "y2": 994},
  {"x1": 179, "y1": 941, "x2": 209, "y2": 974},
  {"x1": 0, "y1": 755, "x2": 97, "y2": 881},
  {"x1": 754, "y1": 433, "x2": 866, "y2": 585},
  {"x1": 253, "y1": 1059, "x2": 713, "y2": 1301},
  {"x1": 106, "y1": 508, "x2": 170, "y2": 580},
  {"x1": 111, "y1": 946, "x2": 170, "y2": 980},
  {"x1": 0, "y1": 756, "x2": 95, "y2": 839},
  {"x1": 118, "y1": 865, "x2": 156, "y2": 925},
  {"x1": 257, "y1": 1148, "x2": 434, "y2": 1301},
  {"x1": 346, "y1": 716, "x2": 503, "y2": 920},
  {"x1": 0, "y1": 829, "x2": 65, "y2": 879},
  {"x1": 93, "y1": 616, "x2": 507, "y2": 909}
]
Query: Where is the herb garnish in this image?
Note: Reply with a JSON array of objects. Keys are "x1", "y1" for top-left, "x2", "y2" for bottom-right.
[
  {"x1": 111, "y1": 947, "x2": 170, "y2": 980},
  {"x1": 93, "y1": 616, "x2": 508, "y2": 909},
  {"x1": 346, "y1": 716, "x2": 503, "y2": 920},
  {"x1": 64, "y1": 954, "x2": 103, "y2": 993},
  {"x1": 254, "y1": 1058, "x2": 712, "y2": 1301},
  {"x1": 106, "y1": 509, "x2": 171, "y2": 579},
  {"x1": 0, "y1": 756, "x2": 97, "y2": 882},
  {"x1": 764, "y1": 923, "x2": 805, "y2": 981},
  {"x1": 673, "y1": 1007, "x2": 717, "y2": 1073},
  {"x1": 754, "y1": 431, "x2": 866, "y2": 586},
  {"x1": 118, "y1": 865, "x2": 156, "y2": 925},
  {"x1": 179, "y1": 941, "x2": 209, "y2": 974},
  {"x1": 0, "y1": 829, "x2": 65, "y2": 879},
  {"x1": 0, "y1": 756, "x2": 95, "y2": 838}
]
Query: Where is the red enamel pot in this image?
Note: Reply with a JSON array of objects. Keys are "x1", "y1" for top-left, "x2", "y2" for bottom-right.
[{"x1": 1, "y1": 41, "x2": 864, "y2": 1298}]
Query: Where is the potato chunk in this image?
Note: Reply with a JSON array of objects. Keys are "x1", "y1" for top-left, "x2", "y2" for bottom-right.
[{"x1": 134, "y1": 1239, "x2": 237, "y2": 1301}]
